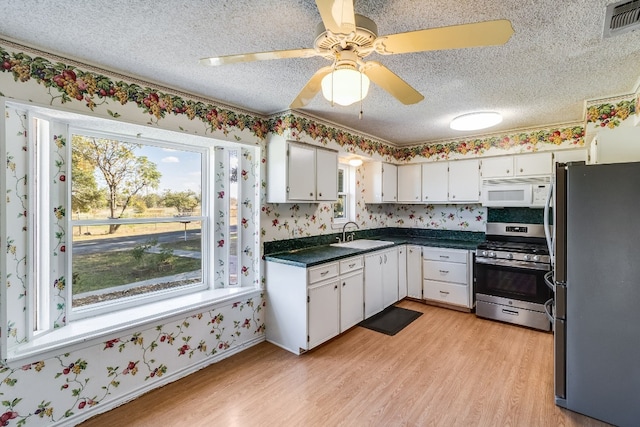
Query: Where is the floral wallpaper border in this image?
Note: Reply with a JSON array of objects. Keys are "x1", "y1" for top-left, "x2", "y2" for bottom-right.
[{"x1": 2, "y1": 42, "x2": 637, "y2": 166}]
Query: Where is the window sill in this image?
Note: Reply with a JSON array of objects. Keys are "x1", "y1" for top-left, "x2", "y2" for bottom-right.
[{"x1": 4, "y1": 287, "x2": 261, "y2": 367}]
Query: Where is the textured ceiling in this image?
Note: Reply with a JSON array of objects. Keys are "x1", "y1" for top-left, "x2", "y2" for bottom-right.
[{"x1": 1, "y1": 0, "x2": 640, "y2": 146}]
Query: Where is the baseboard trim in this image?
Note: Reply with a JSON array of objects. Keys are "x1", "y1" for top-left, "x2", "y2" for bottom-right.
[{"x1": 62, "y1": 335, "x2": 265, "y2": 426}]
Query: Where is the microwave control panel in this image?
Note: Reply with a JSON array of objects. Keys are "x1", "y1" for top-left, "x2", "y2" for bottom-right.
[{"x1": 532, "y1": 185, "x2": 550, "y2": 206}]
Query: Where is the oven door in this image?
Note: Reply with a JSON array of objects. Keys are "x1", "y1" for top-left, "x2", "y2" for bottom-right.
[{"x1": 474, "y1": 258, "x2": 552, "y2": 304}]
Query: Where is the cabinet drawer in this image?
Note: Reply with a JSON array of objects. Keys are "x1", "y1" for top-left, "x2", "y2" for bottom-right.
[
  {"x1": 422, "y1": 247, "x2": 468, "y2": 264},
  {"x1": 340, "y1": 256, "x2": 364, "y2": 274},
  {"x1": 308, "y1": 262, "x2": 339, "y2": 284},
  {"x1": 423, "y1": 260, "x2": 467, "y2": 284},
  {"x1": 423, "y1": 280, "x2": 469, "y2": 307}
]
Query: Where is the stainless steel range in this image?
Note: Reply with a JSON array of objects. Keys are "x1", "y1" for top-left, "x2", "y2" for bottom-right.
[{"x1": 474, "y1": 222, "x2": 552, "y2": 331}]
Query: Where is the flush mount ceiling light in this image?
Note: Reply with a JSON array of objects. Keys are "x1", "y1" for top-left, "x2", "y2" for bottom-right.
[
  {"x1": 450, "y1": 112, "x2": 503, "y2": 131},
  {"x1": 348, "y1": 158, "x2": 363, "y2": 167},
  {"x1": 321, "y1": 66, "x2": 370, "y2": 106}
]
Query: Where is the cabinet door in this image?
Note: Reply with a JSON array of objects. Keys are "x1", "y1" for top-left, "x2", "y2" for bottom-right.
[
  {"x1": 448, "y1": 159, "x2": 479, "y2": 202},
  {"x1": 481, "y1": 157, "x2": 514, "y2": 178},
  {"x1": 407, "y1": 245, "x2": 422, "y2": 299},
  {"x1": 397, "y1": 164, "x2": 421, "y2": 202},
  {"x1": 363, "y1": 162, "x2": 383, "y2": 203},
  {"x1": 340, "y1": 270, "x2": 364, "y2": 332},
  {"x1": 553, "y1": 149, "x2": 588, "y2": 166},
  {"x1": 397, "y1": 246, "x2": 407, "y2": 299},
  {"x1": 421, "y1": 162, "x2": 448, "y2": 202},
  {"x1": 382, "y1": 248, "x2": 399, "y2": 308},
  {"x1": 308, "y1": 279, "x2": 340, "y2": 349},
  {"x1": 364, "y1": 252, "x2": 384, "y2": 318},
  {"x1": 382, "y1": 163, "x2": 398, "y2": 202},
  {"x1": 316, "y1": 149, "x2": 338, "y2": 201},
  {"x1": 288, "y1": 143, "x2": 316, "y2": 200},
  {"x1": 515, "y1": 152, "x2": 552, "y2": 176}
]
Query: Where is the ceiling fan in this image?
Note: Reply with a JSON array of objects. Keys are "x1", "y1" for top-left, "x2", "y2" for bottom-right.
[{"x1": 200, "y1": 0, "x2": 514, "y2": 109}]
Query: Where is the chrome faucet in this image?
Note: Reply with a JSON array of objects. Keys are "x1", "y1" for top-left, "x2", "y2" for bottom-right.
[{"x1": 341, "y1": 221, "x2": 359, "y2": 242}]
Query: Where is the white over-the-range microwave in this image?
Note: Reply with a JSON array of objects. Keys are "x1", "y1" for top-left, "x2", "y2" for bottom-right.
[{"x1": 480, "y1": 176, "x2": 552, "y2": 208}]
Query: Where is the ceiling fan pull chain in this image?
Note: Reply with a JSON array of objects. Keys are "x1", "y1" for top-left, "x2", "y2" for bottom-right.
[{"x1": 359, "y1": 70, "x2": 364, "y2": 120}]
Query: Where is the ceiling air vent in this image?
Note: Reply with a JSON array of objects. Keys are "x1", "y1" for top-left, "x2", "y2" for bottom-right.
[{"x1": 604, "y1": 0, "x2": 640, "y2": 38}]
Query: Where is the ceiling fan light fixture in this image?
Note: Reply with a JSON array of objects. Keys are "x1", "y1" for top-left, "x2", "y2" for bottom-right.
[
  {"x1": 321, "y1": 67, "x2": 370, "y2": 106},
  {"x1": 450, "y1": 112, "x2": 503, "y2": 131}
]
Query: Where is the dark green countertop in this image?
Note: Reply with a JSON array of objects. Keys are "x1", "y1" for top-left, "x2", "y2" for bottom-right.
[{"x1": 265, "y1": 236, "x2": 480, "y2": 268}]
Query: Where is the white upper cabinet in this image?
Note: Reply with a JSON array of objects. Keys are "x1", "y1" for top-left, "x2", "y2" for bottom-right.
[
  {"x1": 397, "y1": 164, "x2": 422, "y2": 202},
  {"x1": 481, "y1": 152, "x2": 552, "y2": 179},
  {"x1": 316, "y1": 148, "x2": 338, "y2": 201},
  {"x1": 480, "y1": 156, "x2": 514, "y2": 178},
  {"x1": 267, "y1": 137, "x2": 338, "y2": 203},
  {"x1": 448, "y1": 159, "x2": 480, "y2": 203},
  {"x1": 553, "y1": 148, "x2": 589, "y2": 167},
  {"x1": 287, "y1": 143, "x2": 316, "y2": 200},
  {"x1": 514, "y1": 152, "x2": 552, "y2": 176},
  {"x1": 421, "y1": 162, "x2": 449, "y2": 203},
  {"x1": 364, "y1": 162, "x2": 397, "y2": 203}
]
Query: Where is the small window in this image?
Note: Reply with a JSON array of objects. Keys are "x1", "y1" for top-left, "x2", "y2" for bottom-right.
[{"x1": 334, "y1": 166, "x2": 347, "y2": 221}]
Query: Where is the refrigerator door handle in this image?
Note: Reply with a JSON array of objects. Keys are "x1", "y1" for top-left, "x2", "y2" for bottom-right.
[{"x1": 544, "y1": 181, "x2": 554, "y2": 266}]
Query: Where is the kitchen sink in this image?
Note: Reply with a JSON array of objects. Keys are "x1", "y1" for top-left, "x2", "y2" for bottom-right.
[{"x1": 330, "y1": 239, "x2": 395, "y2": 250}]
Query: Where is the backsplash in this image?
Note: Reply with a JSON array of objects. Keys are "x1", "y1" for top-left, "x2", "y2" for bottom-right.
[{"x1": 487, "y1": 207, "x2": 544, "y2": 224}]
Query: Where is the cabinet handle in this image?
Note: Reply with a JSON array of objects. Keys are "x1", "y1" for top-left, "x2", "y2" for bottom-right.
[
  {"x1": 439, "y1": 290, "x2": 450, "y2": 295},
  {"x1": 320, "y1": 270, "x2": 329, "y2": 276},
  {"x1": 379, "y1": 256, "x2": 383, "y2": 265},
  {"x1": 348, "y1": 263, "x2": 356, "y2": 268},
  {"x1": 506, "y1": 169, "x2": 509, "y2": 174},
  {"x1": 451, "y1": 194, "x2": 456, "y2": 199},
  {"x1": 439, "y1": 270, "x2": 450, "y2": 274},
  {"x1": 342, "y1": 282, "x2": 346, "y2": 287},
  {"x1": 415, "y1": 196, "x2": 419, "y2": 200},
  {"x1": 520, "y1": 168, "x2": 523, "y2": 173},
  {"x1": 424, "y1": 195, "x2": 428, "y2": 199},
  {"x1": 384, "y1": 254, "x2": 387, "y2": 263},
  {"x1": 310, "y1": 192, "x2": 314, "y2": 197},
  {"x1": 334, "y1": 285, "x2": 338, "y2": 290},
  {"x1": 439, "y1": 255, "x2": 449, "y2": 259},
  {"x1": 503, "y1": 309, "x2": 519, "y2": 316},
  {"x1": 319, "y1": 192, "x2": 322, "y2": 197}
]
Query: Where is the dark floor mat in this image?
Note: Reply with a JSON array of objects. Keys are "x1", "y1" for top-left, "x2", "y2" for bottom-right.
[{"x1": 358, "y1": 305, "x2": 422, "y2": 336}]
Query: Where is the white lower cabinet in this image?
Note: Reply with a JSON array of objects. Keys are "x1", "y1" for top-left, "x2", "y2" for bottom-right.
[
  {"x1": 308, "y1": 278, "x2": 340, "y2": 349},
  {"x1": 398, "y1": 246, "x2": 408, "y2": 299},
  {"x1": 339, "y1": 256, "x2": 365, "y2": 332},
  {"x1": 266, "y1": 255, "x2": 363, "y2": 355},
  {"x1": 364, "y1": 247, "x2": 398, "y2": 318},
  {"x1": 422, "y1": 247, "x2": 473, "y2": 309},
  {"x1": 406, "y1": 245, "x2": 422, "y2": 299}
]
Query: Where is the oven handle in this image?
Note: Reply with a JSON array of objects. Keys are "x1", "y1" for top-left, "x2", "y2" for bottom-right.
[
  {"x1": 544, "y1": 271, "x2": 555, "y2": 291},
  {"x1": 543, "y1": 298, "x2": 554, "y2": 323},
  {"x1": 475, "y1": 257, "x2": 551, "y2": 271}
]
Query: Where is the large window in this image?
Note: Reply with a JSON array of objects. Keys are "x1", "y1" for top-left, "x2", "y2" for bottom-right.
[{"x1": 68, "y1": 130, "x2": 207, "y2": 317}]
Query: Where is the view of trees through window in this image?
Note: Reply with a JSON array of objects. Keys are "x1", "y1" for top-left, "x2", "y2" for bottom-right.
[{"x1": 70, "y1": 133, "x2": 206, "y2": 308}]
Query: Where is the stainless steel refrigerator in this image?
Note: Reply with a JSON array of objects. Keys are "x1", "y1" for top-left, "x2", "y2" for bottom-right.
[{"x1": 545, "y1": 161, "x2": 640, "y2": 426}]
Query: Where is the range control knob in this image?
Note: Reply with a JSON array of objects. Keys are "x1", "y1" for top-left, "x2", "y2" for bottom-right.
[
  {"x1": 506, "y1": 253, "x2": 513, "y2": 259},
  {"x1": 488, "y1": 251, "x2": 496, "y2": 258},
  {"x1": 523, "y1": 254, "x2": 530, "y2": 261},
  {"x1": 533, "y1": 255, "x2": 540, "y2": 262},
  {"x1": 481, "y1": 250, "x2": 488, "y2": 257}
]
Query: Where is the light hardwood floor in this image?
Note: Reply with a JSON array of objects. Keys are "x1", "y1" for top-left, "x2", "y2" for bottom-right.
[{"x1": 80, "y1": 300, "x2": 609, "y2": 426}]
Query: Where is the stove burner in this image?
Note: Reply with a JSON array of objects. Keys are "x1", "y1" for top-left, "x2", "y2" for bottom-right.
[{"x1": 477, "y1": 240, "x2": 549, "y2": 255}]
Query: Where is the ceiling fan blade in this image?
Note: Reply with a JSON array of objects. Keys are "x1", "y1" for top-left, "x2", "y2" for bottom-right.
[
  {"x1": 315, "y1": 0, "x2": 356, "y2": 34},
  {"x1": 362, "y1": 62, "x2": 424, "y2": 105},
  {"x1": 200, "y1": 48, "x2": 319, "y2": 66},
  {"x1": 378, "y1": 19, "x2": 514, "y2": 54},
  {"x1": 290, "y1": 66, "x2": 334, "y2": 109}
]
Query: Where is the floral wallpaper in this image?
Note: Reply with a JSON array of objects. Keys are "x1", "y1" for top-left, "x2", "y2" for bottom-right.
[{"x1": 0, "y1": 38, "x2": 638, "y2": 426}]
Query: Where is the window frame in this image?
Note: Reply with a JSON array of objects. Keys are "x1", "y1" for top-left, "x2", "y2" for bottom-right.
[
  {"x1": 333, "y1": 163, "x2": 356, "y2": 225},
  {"x1": 1, "y1": 99, "x2": 261, "y2": 365}
]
